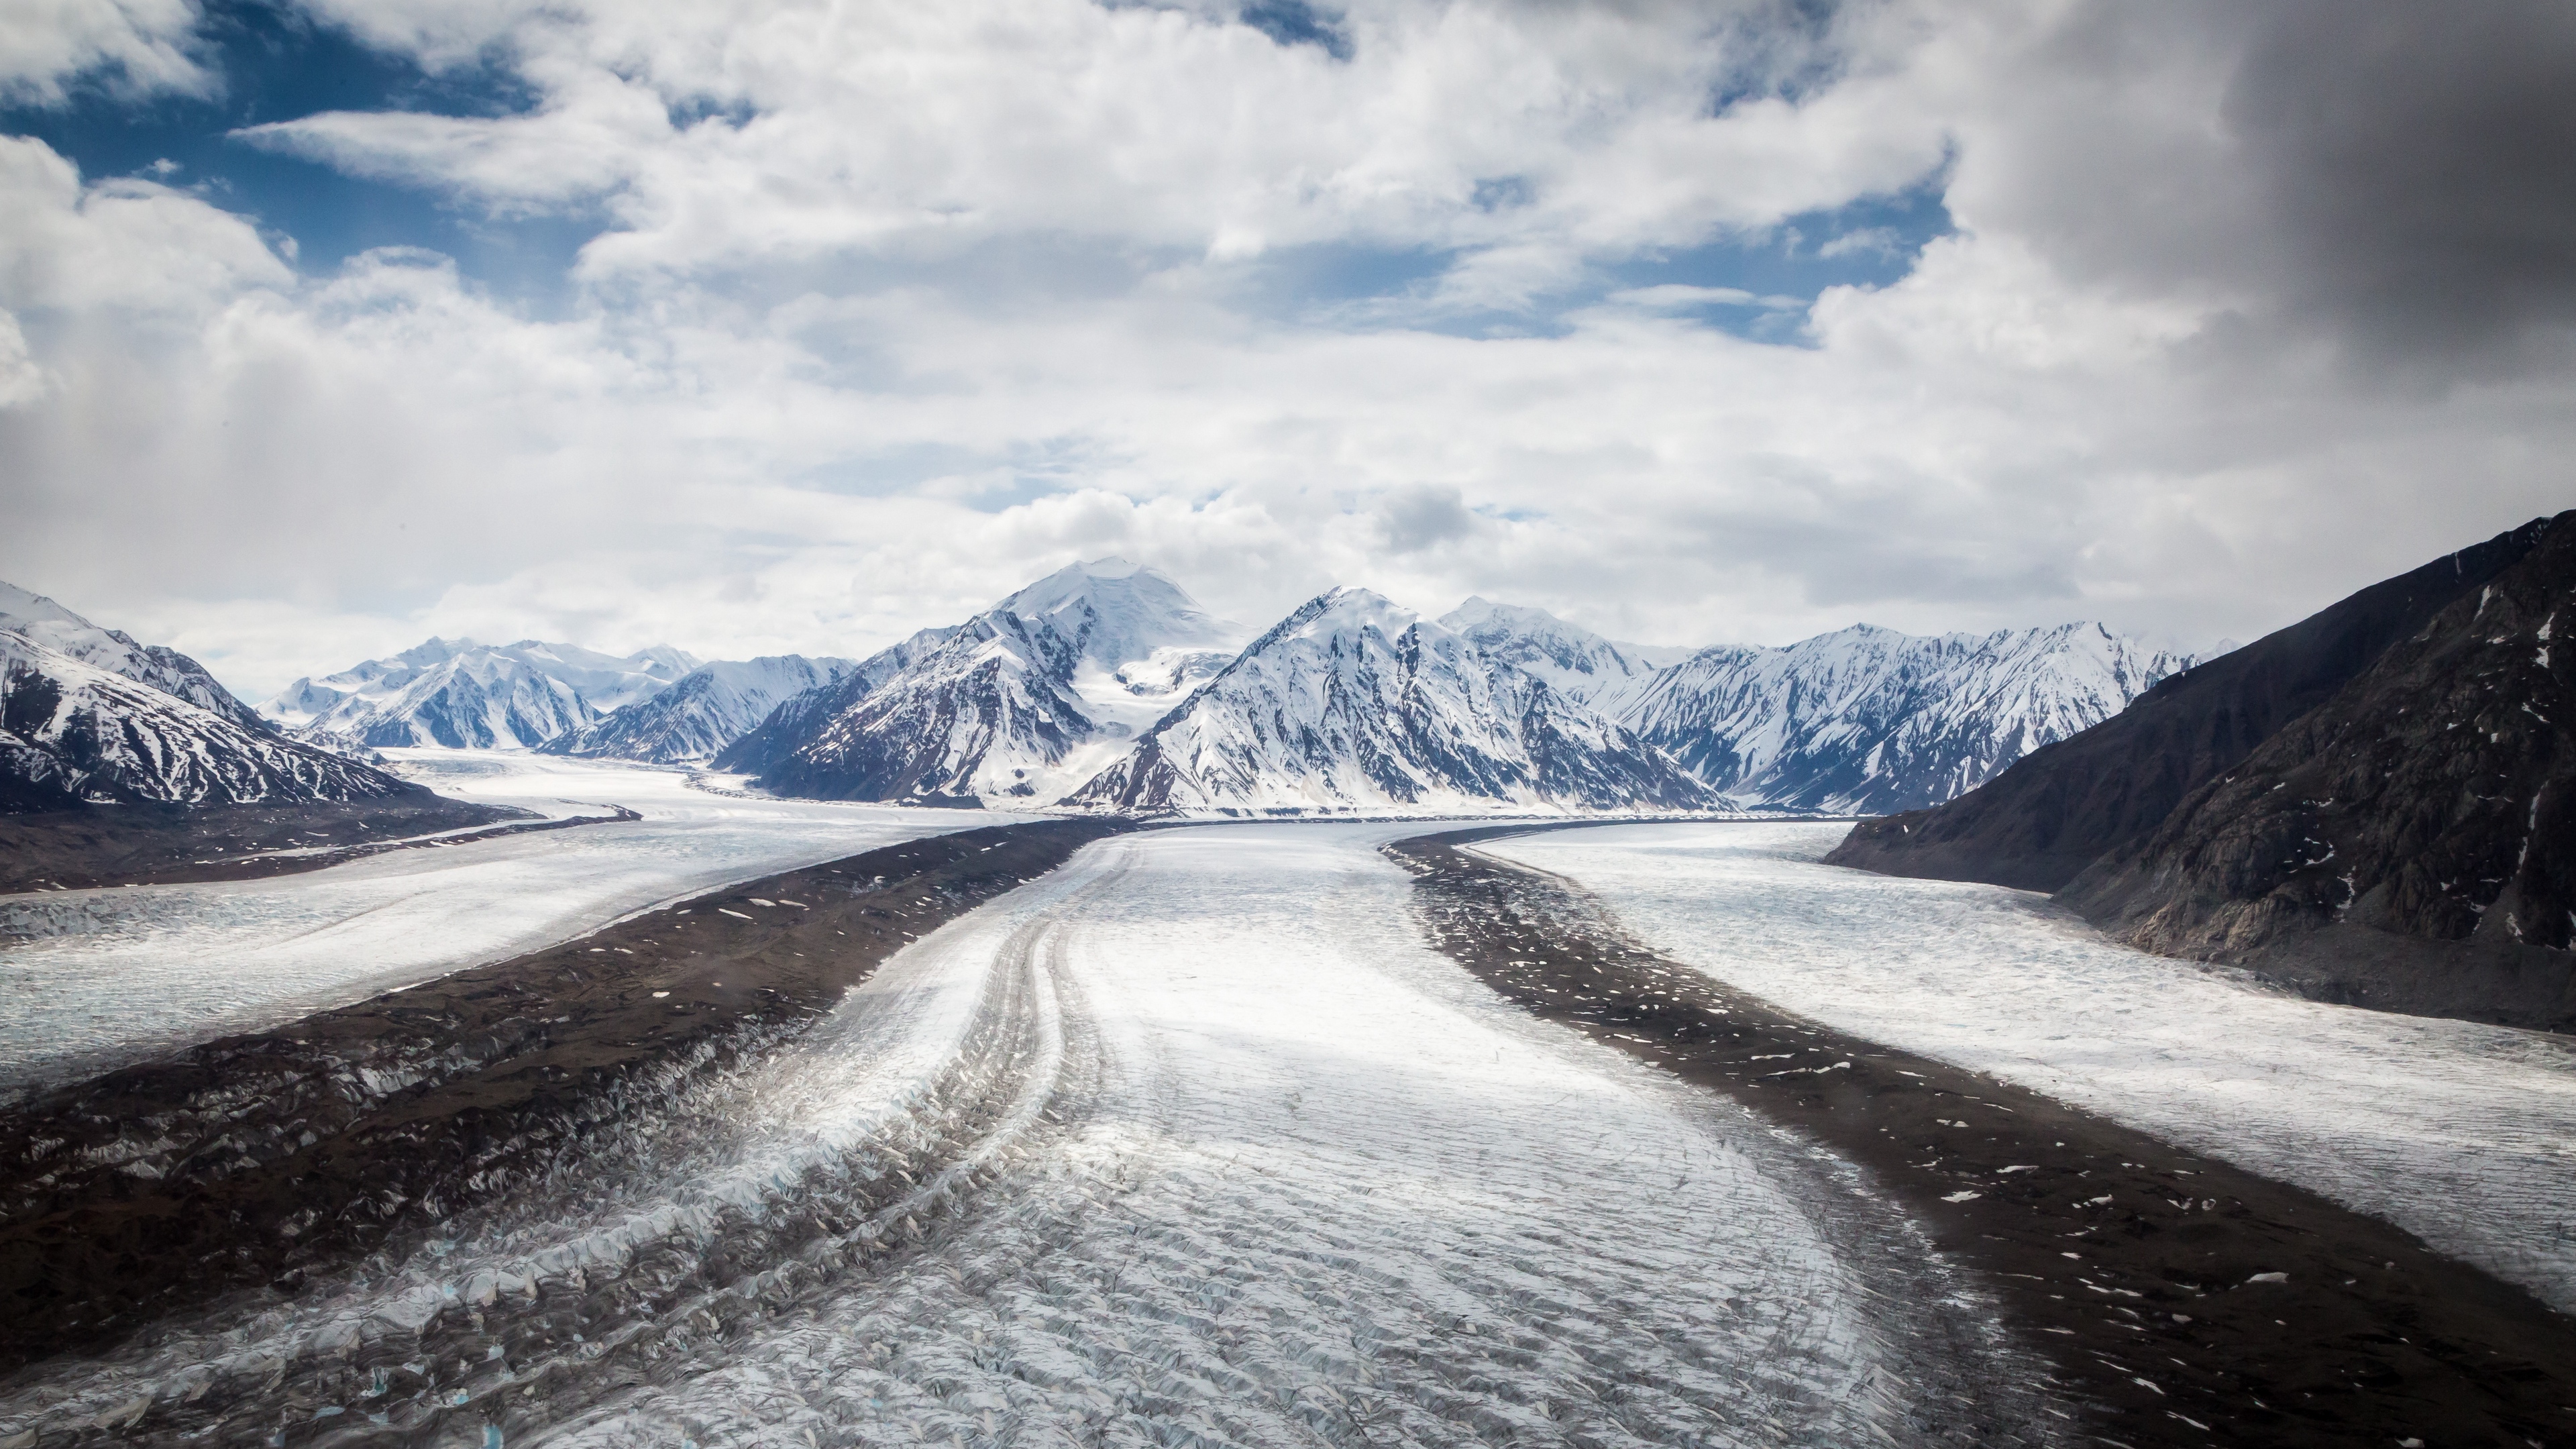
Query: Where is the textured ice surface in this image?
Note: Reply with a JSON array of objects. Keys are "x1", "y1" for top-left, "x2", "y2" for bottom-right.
[
  {"x1": 1485, "y1": 822, "x2": 2576, "y2": 1310},
  {"x1": 0, "y1": 824, "x2": 2035, "y2": 1448},
  {"x1": 0, "y1": 753, "x2": 1006, "y2": 1091}
]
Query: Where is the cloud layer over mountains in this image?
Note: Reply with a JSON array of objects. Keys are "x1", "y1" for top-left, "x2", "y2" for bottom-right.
[{"x1": 0, "y1": 0, "x2": 2568, "y2": 698}]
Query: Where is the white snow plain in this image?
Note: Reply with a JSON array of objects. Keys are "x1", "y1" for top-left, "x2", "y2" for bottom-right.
[
  {"x1": 1481, "y1": 821, "x2": 2576, "y2": 1312},
  {"x1": 0, "y1": 823, "x2": 2042, "y2": 1448},
  {"x1": 0, "y1": 751, "x2": 1008, "y2": 1093}
]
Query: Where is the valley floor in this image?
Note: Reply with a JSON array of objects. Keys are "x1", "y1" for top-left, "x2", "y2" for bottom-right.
[
  {"x1": 1, "y1": 814, "x2": 2570, "y2": 1448},
  {"x1": 0, "y1": 753, "x2": 1013, "y2": 1093}
]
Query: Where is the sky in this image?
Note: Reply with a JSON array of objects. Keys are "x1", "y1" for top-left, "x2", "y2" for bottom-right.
[{"x1": 0, "y1": 0, "x2": 2570, "y2": 700}]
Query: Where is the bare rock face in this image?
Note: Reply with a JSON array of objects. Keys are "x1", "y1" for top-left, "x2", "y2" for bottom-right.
[
  {"x1": 1826, "y1": 515, "x2": 2557, "y2": 892},
  {"x1": 2061, "y1": 515, "x2": 2576, "y2": 1028},
  {"x1": 1826, "y1": 511, "x2": 2575, "y2": 1030}
]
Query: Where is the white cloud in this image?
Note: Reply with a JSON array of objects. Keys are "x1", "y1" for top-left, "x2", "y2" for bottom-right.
[
  {"x1": 1, "y1": 1, "x2": 2571, "y2": 700},
  {"x1": 0, "y1": 0, "x2": 209, "y2": 105}
]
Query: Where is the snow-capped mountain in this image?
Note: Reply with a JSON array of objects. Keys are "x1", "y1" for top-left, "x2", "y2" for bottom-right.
[
  {"x1": 729, "y1": 559, "x2": 1242, "y2": 804},
  {"x1": 264, "y1": 639, "x2": 700, "y2": 750},
  {"x1": 711, "y1": 628, "x2": 959, "y2": 778},
  {"x1": 0, "y1": 581, "x2": 268, "y2": 735},
  {"x1": 1, "y1": 631, "x2": 413, "y2": 812},
  {"x1": 541, "y1": 654, "x2": 859, "y2": 765},
  {"x1": 1438, "y1": 597, "x2": 1690, "y2": 714},
  {"x1": 1623, "y1": 622, "x2": 2192, "y2": 814},
  {"x1": 1068, "y1": 588, "x2": 1719, "y2": 815}
]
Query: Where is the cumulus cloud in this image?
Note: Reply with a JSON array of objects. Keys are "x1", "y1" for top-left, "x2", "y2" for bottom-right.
[
  {"x1": 0, "y1": 0, "x2": 2571, "y2": 700},
  {"x1": 0, "y1": 0, "x2": 210, "y2": 105}
]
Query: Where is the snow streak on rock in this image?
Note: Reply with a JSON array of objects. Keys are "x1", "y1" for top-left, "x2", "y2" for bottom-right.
[
  {"x1": 0, "y1": 580, "x2": 269, "y2": 734},
  {"x1": 1487, "y1": 822, "x2": 2576, "y2": 1311},
  {"x1": 0, "y1": 826, "x2": 2038, "y2": 1448},
  {"x1": 1623, "y1": 623, "x2": 2192, "y2": 814},
  {"x1": 0, "y1": 631, "x2": 413, "y2": 813},
  {"x1": 1072, "y1": 589, "x2": 1720, "y2": 815}
]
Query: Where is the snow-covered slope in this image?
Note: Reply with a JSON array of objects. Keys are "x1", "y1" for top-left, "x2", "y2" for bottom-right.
[
  {"x1": 0, "y1": 582, "x2": 267, "y2": 734},
  {"x1": 739, "y1": 560, "x2": 1243, "y2": 804},
  {"x1": 541, "y1": 654, "x2": 859, "y2": 765},
  {"x1": 1624, "y1": 622, "x2": 2192, "y2": 814},
  {"x1": 1069, "y1": 588, "x2": 1719, "y2": 815},
  {"x1": 264, "y1": 639, "x2": 699, "y2": 750},
  {"x1": 1437, "y1": 597, "x2": 1688, "y2": 715},
  {"x1": 1, "y1": 632, "x2": 415, "y2": 811},
  {"x1": 711, "y1": 628, "x2": 959, "y2": 779}
]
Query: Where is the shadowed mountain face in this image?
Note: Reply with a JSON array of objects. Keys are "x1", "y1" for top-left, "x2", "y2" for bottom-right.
[
  {"x1": 1827, "y1": 513, "x2": 2574, "y2": 1030},
  {"x1": 1827, "y1": 517, "x2": 2557, "y2": 892},
  {"x1": 2060, "y1": 515, "x2": 2576, "y2": 1028}
]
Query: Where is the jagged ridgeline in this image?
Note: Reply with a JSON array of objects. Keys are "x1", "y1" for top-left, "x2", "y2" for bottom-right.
[
  {"x1": 197, "y1": 557, "x2": 2204, "y2": 818},
  {"x1": 1829, "y1": 511, "x2": 2576, "y2": 1030},
  {"x1": 700, "y1": 561, "x2": 2200, "y2": 815}
]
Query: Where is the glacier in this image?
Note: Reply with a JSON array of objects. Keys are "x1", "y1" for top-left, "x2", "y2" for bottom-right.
[
  {"x1": 1483, "y1": 822, "x2": 2576, "y2": 1311},
  {"x1": 0, "y1": 823, "x2": 2043, "y2": 1446},
  {"x1": 0, "y1": 753, "x2": 1009, "y2": 1091}
]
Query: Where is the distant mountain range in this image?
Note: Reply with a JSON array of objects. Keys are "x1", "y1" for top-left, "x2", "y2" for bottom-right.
[
  {"x1": 701, "y1": 561, "x2": 2182, "y2": 816},
  {"x1": 25, "y1": 559, "x2": 2205, "y2": 822},
  {"x1": 261, "y1": 638, "x2": 700, "y2": 750},
  {"x1": 541, "y1": 654, "x2": 859, "y2": 765},
  {"x1": 1627, "y1": 622, "x2": 2197, "y2": 814},
  {"x1": 1831, "y1": 511, "x2": 2574, "y2": 1032},
  {"x1": 0, "y1": 586, "x2": 415, "y2": 812}
]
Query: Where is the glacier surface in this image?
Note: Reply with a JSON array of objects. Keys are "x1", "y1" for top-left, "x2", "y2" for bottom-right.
[
  {"x1": 0, "y1": 753, "x2": 1006, "y2": 1091},
  {"x1": 0, "y1": 824, "x2": 2037, "y2": 1447},
  {"x1": 1483, "y1": 822, "x2": 2576, "y2": 1310}
]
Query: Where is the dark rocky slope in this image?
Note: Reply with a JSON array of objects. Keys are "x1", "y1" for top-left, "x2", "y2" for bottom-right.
[
  {"x1": 1827, "y1": 512, "x2": 2575, "y2": 1029},
  {"x1": 2061, "y1": 515, "x2": 2576, "y2": 1029},
  {"x1": 1826, "y1": 515, "x2": 2557, "y2": 891}
]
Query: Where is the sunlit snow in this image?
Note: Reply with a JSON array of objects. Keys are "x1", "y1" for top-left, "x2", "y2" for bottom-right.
[
  {"x1": 1483, "y1": 822, "x2": 2576, "y2": 1310},
  {"x1": 0, "y1": 752, "x2": 1010, "y2": 1091}
]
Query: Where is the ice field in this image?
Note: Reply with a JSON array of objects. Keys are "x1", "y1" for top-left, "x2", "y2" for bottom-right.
[
  {"x1": 0, "y1": 824, "x2": 2042, "y2": 1448},
  {"x1": 0, "y1": 753, "x2": 1006, "y2": 1091},
  {"x1": 1483, "y1": 821, "x2": 2576, "y2": 1311}
]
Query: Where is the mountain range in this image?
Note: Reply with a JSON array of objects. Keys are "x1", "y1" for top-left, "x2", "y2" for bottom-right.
[
  {"x1": 262, "y1": 638, "x2": 701, "y2": 751},
  {"x1": 221, "y1": 559, "x2": 2198, "y2": 818},
  {"x1": 13, "y1": 559, "x2": 2207, "y2": 823}
]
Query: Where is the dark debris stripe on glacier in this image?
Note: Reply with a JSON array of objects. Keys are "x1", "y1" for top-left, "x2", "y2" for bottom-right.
[
  {"x1": 1386, "y1": 822, "x2": 2576, "y2": 1449},
  {"x1": 0, "y1": 817, "x2": 1126, "y2": 1376}
]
